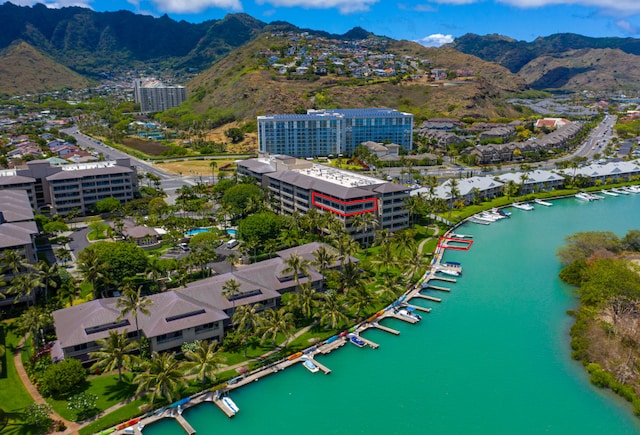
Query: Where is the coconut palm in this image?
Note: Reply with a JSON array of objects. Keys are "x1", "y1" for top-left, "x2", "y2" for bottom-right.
[
  {"x1": 17, "y1": 306, "x2": 52, "y2": 349},
  {"x1": 258, "y1": 307, "x2": 294, "y2": 346},
  {"x1": 352, "y1": 212, "x2": 379, "y2": 249},
  {"x1": 332, "y1": 233, "x2": 359, "y2": 267},
  {"x1": 402, "y1": 243, "x2": 430, "y2": 282},
  {"x1": 35, "y1": 261, "x2": 58, "y2": 304},
  {"x1": 312, "y1": 245, "x2": 337, "y2": 272},
  {"x1": 89, "y1": 330, "x2": 139, "y2": 382},
  {"x1": 447, "y1": 178, "x2": 460, "y2": 219},
  {"x1": 77, "y1": 248, "x2": 105, "y2": 298},
  {"x1": 231, "y1": 303, "x2": 262, "y2": 356},
  {"x1": 337, "y1": 260, "x2": 364, "y2": 294},
  {"x1": 133, "y1": 351, "x2": 186, "y2": 404},
  {"x1": 347, "y1": 285, "x2": 377, "y2": 319},
  {"x1": 9, "y1": 272, "x2": 43, "y2": 306},
  {"x1": 316, "y1": 291, "x2": 349, "y2": 329},
  {"x1": 281, "y1": 252, "x2": 310, "y2": 285},
  {"x1": 286, "y1": 282, "x2": 318, "y2": 320},
  {"x1": 116, "y1": 284, "x2": 152, "y2": 353},
  {"x1": 57, "y1": 280, "x2": 79, "y2": 306},
  {"x1": 1, "y1": 249, "x2": 28, "y2": 276},
  {"x1": 222, "y1": 278, "x2": 242, "y2": 310},
  {"x1": 183, "y1": 340, "x2": 224, "y2": 385},
  {"x1": 209, "y1": 160, "x2": 217, "y2": 184}
]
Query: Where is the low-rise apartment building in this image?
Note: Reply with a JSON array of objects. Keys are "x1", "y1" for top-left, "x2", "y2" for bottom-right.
[
  {"x1": 0, "y1": 190, "x2": 39, "y2": 306},
  {"x1": 0, "y1": 158, "x2": 138, "y2": 215},
  {"x1": 51, "y1": 242, "x2": 347, "y2": 363}
]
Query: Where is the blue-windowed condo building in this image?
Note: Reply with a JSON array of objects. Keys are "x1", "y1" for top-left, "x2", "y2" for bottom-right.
[{"x1": 257, "y1": 108, "x2": 413, "y2": 158}]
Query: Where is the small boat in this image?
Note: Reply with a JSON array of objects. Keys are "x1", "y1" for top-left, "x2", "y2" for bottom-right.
[
  {"x1": 348, "y1": 333, "x2": 366, "y2": 348},
  {"x1": 450, "y1": 233, "x2": 473, "y2": 239},
  {"x1": 470, "y1": 215, "x2": 493, "y2": 224},
  {"x1": 622, "y1": 186, "x2": 638, "y2": 194},
  {"x1": 512, "y1": 202, "x2": 534, "y2": 210},
  {"x1": 222, "y1": 396, "x2": 240, "y2": 414},
  {"x1": 590, "y1": 193, "x2": 604, "y2": 200},
  {"x1": 627, "y1": 185, "x2": 640, "y2": 193},
  {"x1": 575, "y1": 192, "x2": 593, "y2": 201},
  {"x1": 492, "y1": 208, "x2": 511, "y2": 217},
  {"x1": 534, "y1": 198, "x2": 552, "y2": 206},
  {"x1": 612, "y1": 188, "x2": 629, "y2": 195},
  {"x1": 601, "y1": 189, "x2": 619, "y2": 196},
  {"x1": 435, "y1": 267, "x2": 460, "y2": 277},
  {"x1": 301, "y1": 357, "x2": 319, "y2": 373},
  {"x1": 395, "y1": 307, "x2": 422, "y2": 322}
]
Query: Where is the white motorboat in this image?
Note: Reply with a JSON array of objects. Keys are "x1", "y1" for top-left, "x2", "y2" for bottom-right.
[
  {"x1": 601, "y1": 189, "x2": 619, "y2": 196},
  {"x1": 222, "y1": 396, "x2": 240, "y2": 414},
  {"x1": 395, "y1": 307, "x2": 422, "y2": 322},
  {"x1": 534, "y1": 198, "x2": 552, "y2": 206},
  {"x1": 622, "y1": 186, "x2": 638, "y2": 194},
  {"x1": 348, "y1": 333, "x2": 366, "y2": 348},
  {"x1": 512, "y1": 202, "x2": 534, "y2": 210},
  {"x1": 627, "y1": 185, "x2": 640, "y2": 193},
  {"x1": 575, "y1": 192, "x2": 593, "y2": 201},
  {"x1": 612, "y1": 188, "x2": 629, "y2": 195}
]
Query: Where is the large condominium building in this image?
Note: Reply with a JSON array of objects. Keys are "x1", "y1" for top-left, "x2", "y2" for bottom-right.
[
  {"x1": 133, "y1": 78, "x2": 187, "y2": 113},
  {"x1": 238, "y1": 155, "x2": 410, "y2": 242},
  {"x1": 0, "y1": 190, "x2": 39, "y2": 306},
  {"x1": 0, "y1": 158, "x2": 138, "y2": 215},
  {"x1": 257, "y1": 108, "x2": 413, "y2": 158}
]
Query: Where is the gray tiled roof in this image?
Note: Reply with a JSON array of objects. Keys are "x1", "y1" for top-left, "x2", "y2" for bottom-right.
[
  {"x1": 46, "y1": 165, "x2": 133, "y2": 181},
  {"x1": 0, "y1": 175, "x2": 35, "y2": 186},
  {"x1": 52, "y1": 298, "x2": 126, "y2": 348},
  {"x1": 267, "y1": 171, "x2": 380, "y2": 200},
  {"x1": 0, "y1": 190, "x2": 35, "y2": 222}
]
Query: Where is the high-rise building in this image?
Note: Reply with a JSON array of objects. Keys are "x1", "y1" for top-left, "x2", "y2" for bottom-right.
[
  {"x1": 257, "y1": 108, "x2": 413, "y2": 158},
  {"x1": 134, "y1": 79, "x2": 187, "y2": 113}
]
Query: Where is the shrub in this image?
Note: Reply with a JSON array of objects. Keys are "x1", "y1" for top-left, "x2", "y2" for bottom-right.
[
  {"x1": 67, "y1": 392, "x2": 99, "y2": 421},
  {"x1": 39, "y1": 358, "x2": 87, "y2": 398}
]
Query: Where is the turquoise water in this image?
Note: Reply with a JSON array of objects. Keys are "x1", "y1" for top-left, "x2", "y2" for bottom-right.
[
  {"x1": 185, "y1": 228, "x2": 210, "y2": 236},
  {"x1": 146, "y1": 194, "x2": 640, "y2": 435},
  {"x1": 227, "y1": 228, "x2": 237, "y2": 236}
]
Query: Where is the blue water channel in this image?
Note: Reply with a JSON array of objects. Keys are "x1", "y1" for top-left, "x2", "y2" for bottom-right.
[{"x1": 146, "y1": 193, "x2": 640, "y2": 434}]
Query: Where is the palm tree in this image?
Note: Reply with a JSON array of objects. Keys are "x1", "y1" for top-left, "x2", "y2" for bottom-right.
[
  {"x1": 133, "y1": 351, "x2": 186, "y2": 404},
  {"x1": 77, "y1": 248, "x2": 105, "y2": 298},
  {"x1": 9, "y1": 272, "x2": 43, "y2": 306},
  {"x1": 286, "y1": 282, "x2": 318, "y2": 320},
  {"x1": 347, "y1": 285, "x2": 377, "y2": 319},
  {"x1": 352, "y1": 212, "x2": 378, "y2": 249},
  {"x1": 312, "y1": 245, "x2": 337, "y2": 272},
  {"x1": 371, "y1": 238, "x2": 396, "y2": 277},
  {"x1": 231, "y1": 303, "x2": 262, "y2": 356},
  {"x1": 89, "y1": 330, "x2": 138, "y2": 382},
  {"x1": 17, "y1": 306, "x2": 51, "y2": 349},
  {"x1": 116, "y1": 284, "x2": 152, "y2": 353},
  {"x1": 57, "y1": 280, "x2": 79, "y2": 306},
  {"x1": 1, "y1": 249, "x2": 28, "y2": 276},
  {"x1": 447, "y1": 178, "x2": 460, "y2": 219},
  {"x1": 332, "y1": 233, "x2": 359, "y2": 267},
  {"x1": 503, "y1": 180, "x2": 519, "y2": 201},
  {"x1": 337, "y1": 260, "x2": 364, "y2": 294},
  {"x1": 183, "y1": 340, "x2": 224, "y2": 385},
  {"x1": 281, "y1": 252, "x2": 310, "y2": 285},
  {"x1": 209, "y1": 160, "x2": 217, "y2": 184},
  {"x1": 222, "y1": 278, "x2": 242, "y2": 310},
  {"x1": 36, "y1": 261, "x2": 58, "y2": 304},
  {"x1": 259, "y1": 307, "x2": 294, "y2": 346},
  {"x1": 317, "y1": 291, "x2": 349, "y2": 329},
  {"x1": 402, "y1": 243, "x2": 430, "y2": 282}
]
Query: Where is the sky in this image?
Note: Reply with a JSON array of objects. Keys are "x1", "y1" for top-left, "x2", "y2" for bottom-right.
[{"x1": 8, "y1": 0, "x2": 640, "y2": 46}]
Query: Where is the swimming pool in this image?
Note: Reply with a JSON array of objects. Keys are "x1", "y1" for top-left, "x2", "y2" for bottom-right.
[
  {"x1": 226, "y1": 229, "x2": 237, "y2": 236},
  {"x1": 185, "y1": 228, "x2": 211, "y2": 236}
]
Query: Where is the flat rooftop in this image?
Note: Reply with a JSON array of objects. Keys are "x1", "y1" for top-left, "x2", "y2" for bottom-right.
[{"x1": 295, "y1": 164, "x2": 383, "y2": 188}]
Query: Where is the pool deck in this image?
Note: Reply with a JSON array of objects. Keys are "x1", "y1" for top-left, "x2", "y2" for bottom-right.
[{"x1": 112, "y1": 230, "x2": 461, "y2": 434}]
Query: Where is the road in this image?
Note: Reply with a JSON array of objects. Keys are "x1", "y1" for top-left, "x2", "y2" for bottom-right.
[
  {"x1": 382, "y1": 114, "x2": 618, "y2": 180},
  {"x1": 62, "y1": 127, "x2": 201, "y2": 203}
]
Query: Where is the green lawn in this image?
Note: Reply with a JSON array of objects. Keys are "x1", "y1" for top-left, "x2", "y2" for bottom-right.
[
  {"x1": 0, "y1": 322, "x2": 36, "y2": 435},
  {"x1": 78, "y1": 398, "x2": 146, "y2": 435},
  {"x1": 46, "y1": 373, "x2": 137, "y2": 421}
]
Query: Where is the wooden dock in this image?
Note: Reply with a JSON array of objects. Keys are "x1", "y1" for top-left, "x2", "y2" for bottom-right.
[
  {"x1": 318, "y1": 337, "x2": 347, "y2": 354},
  {"x1": 307, "y1": 357, "x2": 331, "y2": 374},
  {"x1": 430, "y1": 276, "x2": 456, "y2": 283},
  {"x1": 213, "y1": 396, "x2": 236, "y2": 418},
  {"x1": 407, "y1": 304, "x2": 431, "y2": 313},
  {"x1": 388, "y1": 312, "x2": 418, "y2": 324},
  {"x1": 357, "y1": 335, "x2": 380, "y2": 349},
  {"x1": 413, "y1": 293, "x2": 442, "y2": 303},
  {"x1": 175, "y1": 414, "x2": 196, "y2": 434},
  {"x1": 370, "y1": 322, "x2": 400, "y2": 335},
  {"x1": 424, "y1": 284, "x2": 450, "y2": 292}
]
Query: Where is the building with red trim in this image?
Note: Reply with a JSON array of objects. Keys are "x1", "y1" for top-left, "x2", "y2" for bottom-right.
[{"x1": 237, "y1": 155, "x2": 409, "y2": 243}]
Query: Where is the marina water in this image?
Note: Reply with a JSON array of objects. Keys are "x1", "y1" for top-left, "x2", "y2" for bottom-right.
[{"x1": 145, "y1": 194, "x2": 640, "y2": 434}]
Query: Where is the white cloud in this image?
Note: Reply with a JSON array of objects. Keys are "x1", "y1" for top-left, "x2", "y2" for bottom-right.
[
  {"x1": 415, "y1": 33, "x2": 454, "y2": 47},
  {"x1": 430, "y1": 0, "x2": 640, "y2": 14},
  {"x1": 256, "y1": 0, "x2": 379, "y2": 14},
  {"x1": 616, "y1": 19, "x2": 638, "y2": 34},
  {"x1": 151, "y1": 0, "x2": 243, "y2": 13},
  {"x1": 10, "y1": 0, "x2": 91, "y2": 7}
]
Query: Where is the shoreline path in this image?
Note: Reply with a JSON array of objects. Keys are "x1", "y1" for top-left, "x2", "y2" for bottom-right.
[{"x1": 14, "y1": 224, "x2": 442, "y2": 435}]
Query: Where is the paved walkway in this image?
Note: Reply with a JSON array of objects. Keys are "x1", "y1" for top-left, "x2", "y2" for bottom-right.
[
  {"x1": 14, "y1": 323, "x2": 317, "y2": 434},
  {"x1": 13, "y1": 336, "x2": 80, "y2": 434}
]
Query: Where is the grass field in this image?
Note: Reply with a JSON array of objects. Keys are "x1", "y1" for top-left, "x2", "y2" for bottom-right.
[
  {"x1": 155, "y1": 159, "x2": 241, "y2": 176},
  {"x1": 0, "y1": 322, "x2": 36, "y2": 435}
]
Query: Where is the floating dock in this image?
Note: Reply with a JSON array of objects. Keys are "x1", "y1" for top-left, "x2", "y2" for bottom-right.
[
  {"x1": 429, "y1": 275, "x2": 457, "y2": 283},
  {"x1": 369, "y1": 322, "x2": 400, "y2": 335},
  {"x1": 407, "y1": 303, "x2": 432, "y2": 313},
  {"x1": 213, "y1": 396, "x2": 236, "y2": 418},
  {"x1": 306, "y1": 357, "x2": 331, "y2": 374},
  {"x1": 388, "y1": 312, "x2": 418, "y2": 324},
  {"x1": 174, "y1": 414, "x2": 196, "y2": 434},
  {"x1": 423, "y1": 284, "x2": 450, "y2": 292},
  {"x1": 356, "y1": 335, "x2": 380, "y2": 349},
  {"x1": 413, "y1": 293, "x2": 442, "y2": 303}
]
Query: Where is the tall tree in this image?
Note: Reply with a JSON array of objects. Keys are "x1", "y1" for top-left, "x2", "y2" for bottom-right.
[
  {"x1": 9, "y1": 272, "x2": 43, "y2": 305},
  {"x1": 183, "y1": 340, "x2": 224, "y2": 385},
  {"x1": 17, "y1": 306, "x2": 52, "y2": 349},
  {"x1": 133, "y1": 352, "x2": 186, "y2": 404},
  {"x1": 35, "y1": 261, "x2": 58, "y2": 304},
  {"x1": 116, "y1": 284, "x2": 152, "y2": 353},
  {"x1": 286, "y1": 282, "x2": 318, "y2": 320},
  {"x1": 281, "y1": 252, "x2": 310, "y2": 285},
  {"x1": 259, "y1": 307, "x2": 294, "y2": 346},
  {"x1": 312, "y1": 245, "x2": 337, "y2": 272},
  {"x1": 89, "y1": 330, "x2": 138, "y2": 382},
  {"x1": 222, "y1": 278, "x2": 242, "y2": 309},
  {"x1": 76, "y1": 248, "x2": 105, "y2": 298},
  {"x1": 317, "y1": 291, "x2": 348, "y2": 329}
]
